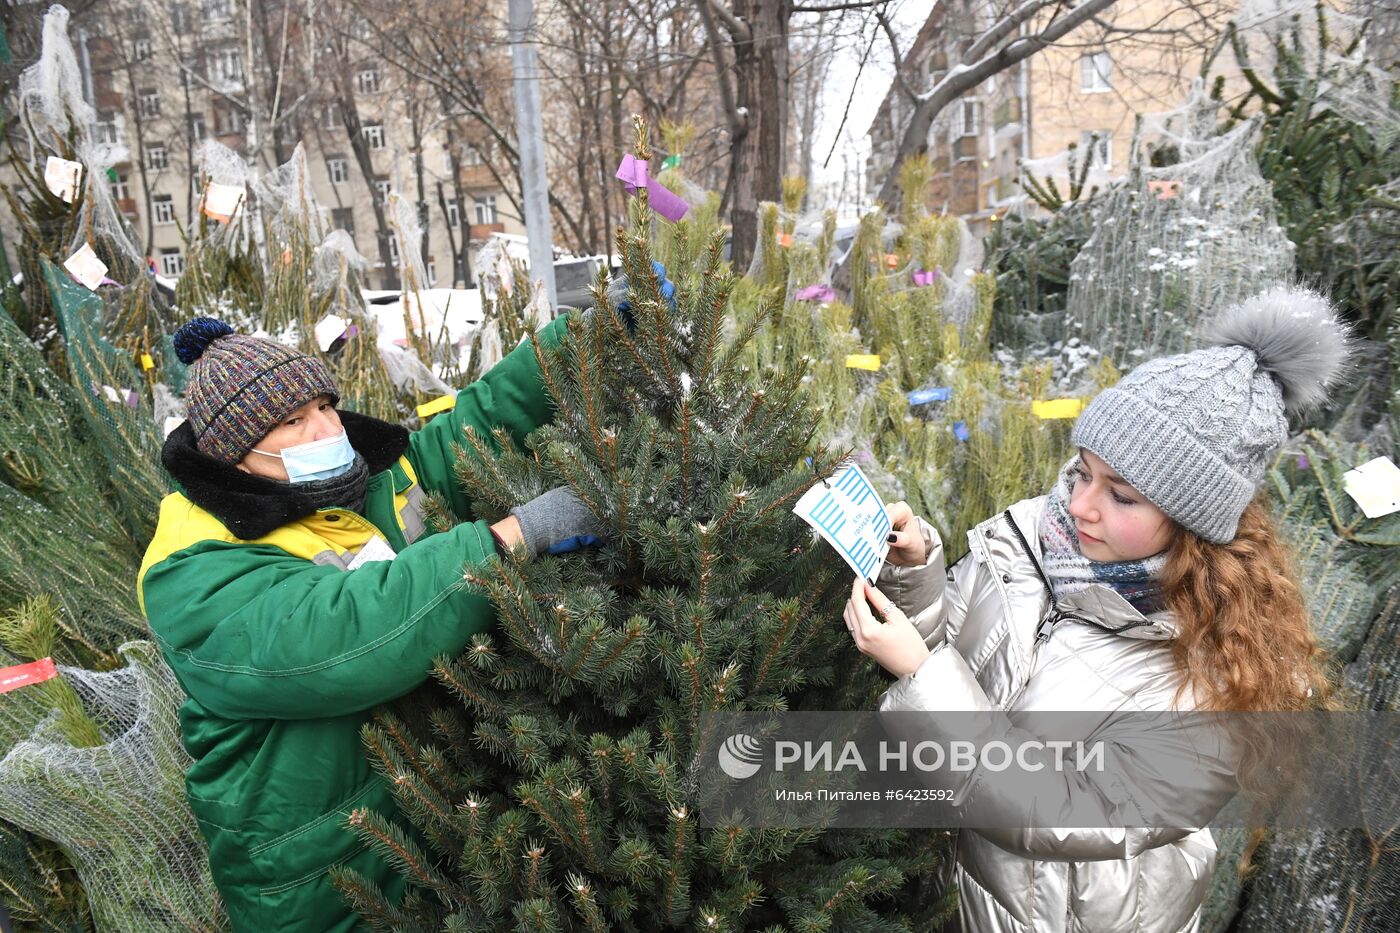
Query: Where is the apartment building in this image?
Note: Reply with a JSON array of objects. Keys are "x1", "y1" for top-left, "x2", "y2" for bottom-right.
[
  {"x1": 18, "y1": 0, "x2": 522, "y2": 290},
  {"x1": 867, "y1": 0, "x2": 1240, "y2": 236}
]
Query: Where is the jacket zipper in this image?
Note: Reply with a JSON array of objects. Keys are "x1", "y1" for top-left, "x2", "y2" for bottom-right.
[
  {"x1": 999, "y1": 510, "x2": 1066, "y2": 709},
  {"x1": 1001, "y1": 510, "x2": 1060, "y2": 641}
]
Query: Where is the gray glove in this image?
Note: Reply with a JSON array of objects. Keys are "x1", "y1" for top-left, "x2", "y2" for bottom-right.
[{"x1": 509, "y1": 486, "x2": 609, "y2": 557}]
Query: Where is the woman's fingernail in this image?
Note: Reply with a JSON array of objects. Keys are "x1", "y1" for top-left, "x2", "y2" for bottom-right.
[{"x1": 887, "y1": 534, "x2": 897, "y2": 543}]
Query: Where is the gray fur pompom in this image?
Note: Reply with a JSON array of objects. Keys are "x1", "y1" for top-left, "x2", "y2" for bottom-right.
[{"x1": 1206, "y1": 286, "x2": 1350, "y2": 413}]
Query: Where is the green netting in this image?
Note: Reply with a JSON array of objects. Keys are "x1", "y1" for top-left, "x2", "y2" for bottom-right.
[{"x1": 41, "y1": 259, "x2": 169, "y2": 549}]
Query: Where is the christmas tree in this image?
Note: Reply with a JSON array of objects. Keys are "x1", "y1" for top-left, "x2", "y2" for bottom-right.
[{"x1": 335, "y1": 121, "x2": 952, "y2": 931}]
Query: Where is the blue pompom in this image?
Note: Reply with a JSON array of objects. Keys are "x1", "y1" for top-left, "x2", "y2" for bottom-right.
[{"x1": 172, "y1": 317, "x2": 235, "y2": 365}]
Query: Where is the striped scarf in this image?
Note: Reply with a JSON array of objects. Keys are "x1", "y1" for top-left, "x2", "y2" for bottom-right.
[{"x1": 1038, "y1": 457, "x2": 1168, "y2": 616}]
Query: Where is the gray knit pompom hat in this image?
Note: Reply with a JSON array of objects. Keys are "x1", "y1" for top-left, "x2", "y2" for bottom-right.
[{"x1": 1071, "y1": 286, "x2": 1350, "y2": 544}]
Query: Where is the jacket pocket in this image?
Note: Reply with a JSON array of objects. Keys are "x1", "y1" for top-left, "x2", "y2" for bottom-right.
[{"x1": 248, "y1": 779, "x2": 391, "y2": 898}]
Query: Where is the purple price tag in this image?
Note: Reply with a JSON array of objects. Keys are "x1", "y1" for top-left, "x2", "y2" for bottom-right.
[
  {"x1": 615, "y1": 154, "x2": 689, "y2": 223},
  {"x1": 795, "y1": 284, "x2": 836, "y2": 303},
  {"x1": 952, "y1": 420, "x2": 971, "y2": 442}
]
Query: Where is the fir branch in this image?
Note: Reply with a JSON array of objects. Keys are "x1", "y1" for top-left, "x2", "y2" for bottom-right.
[
  {"x1": 344, "y1": 807, "x2": 465, "y2": 904},
  {"x1": 329, "y1": 865, "x2": 415, "y2": 932}
]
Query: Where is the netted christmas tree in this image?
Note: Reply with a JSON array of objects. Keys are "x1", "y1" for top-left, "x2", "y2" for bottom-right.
[
  {"x1": 1061, "y1": 84, "x2": 1296, "y2": 366},
  {"x1": 335, "y1": 123, "x2": 953, "y2": 931}
]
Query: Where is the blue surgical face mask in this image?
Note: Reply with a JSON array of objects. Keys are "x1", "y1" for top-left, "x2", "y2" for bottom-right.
[{"x1": 251, "y1": 431, "x2": 356, "y2": 483}]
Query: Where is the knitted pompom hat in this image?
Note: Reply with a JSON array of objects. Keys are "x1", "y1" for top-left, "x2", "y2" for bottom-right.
[
  {"x1": 173, "y1": 317, "x2": 339, "y2": 464},
  {"x1": 1071, "y1": 286, "x2": 1350, "y2": 543}
]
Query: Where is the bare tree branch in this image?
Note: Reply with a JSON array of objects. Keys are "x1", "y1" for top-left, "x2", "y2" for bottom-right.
[
  {"x1": 705, "y1": 0, "x2": 751, "y2": 42},
  {"x1": 876, "y1": 0, "x2": 1120, "y2": 206}
]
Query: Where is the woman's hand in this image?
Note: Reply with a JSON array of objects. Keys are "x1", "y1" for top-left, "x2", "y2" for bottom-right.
[
  {"x1": 844, "y1": 577, "x2": 931, "y2": 678},
  {"x1": 884, "y1": 500, "x2": 929, "y2": 567}
]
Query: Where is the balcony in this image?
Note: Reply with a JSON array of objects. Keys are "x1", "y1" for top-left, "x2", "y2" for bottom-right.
[
  {"x1": 993, "y1": 97, "x2": 1022, "y2": 130},
  {"x1": 457, "y1": 163, "x2": 496, "y2": 188},
  {"x1": 116, "y1": 197, "x2": 138, "y2": 219},
  {"x1": 468, "y1": 222, "x2": 505, "y2": 240},
  {"x1": 953, "y1": 136, "x2": 979, "y2": 162}
]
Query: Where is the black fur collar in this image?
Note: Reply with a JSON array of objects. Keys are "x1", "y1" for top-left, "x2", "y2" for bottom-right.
[{"x1": 161, "y1": 410, "x2": 410, "y2": 540}]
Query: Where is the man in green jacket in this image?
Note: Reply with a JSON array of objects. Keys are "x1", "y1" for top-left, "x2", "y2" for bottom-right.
[{"x1": 139, "y1": 313, "x2": 603, "y2": 930}]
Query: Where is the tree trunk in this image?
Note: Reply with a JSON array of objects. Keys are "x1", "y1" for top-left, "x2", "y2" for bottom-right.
[{"x1": 728, "y1": 0, "x2": 789, "y2": 272}]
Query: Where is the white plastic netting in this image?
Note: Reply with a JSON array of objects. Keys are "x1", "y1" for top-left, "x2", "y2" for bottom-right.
[
  {"x1": 0, "y1": 642, "x2": 226, "y2": 930},
  {"x1": 193, "y1": 140, "x2": 258, "y2": 257},
  {"x1": 312, "y1": 229, "x2": 372, "y2": 312},
  {"x1": 1062, "y1": 84, "x2": 1296, "y2": 364},
  {"x1": 1236, "y1": 0, "x2": 1400, "y2": 146},
  {"x1": 253, "y1": 143, "x2": 327, "y2": 245},
  {"x1": 17, "y1": 5, "x2": 144, "y2": 276}
]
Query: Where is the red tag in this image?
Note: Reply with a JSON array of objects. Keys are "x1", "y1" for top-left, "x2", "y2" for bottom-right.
[{"x1": 0, "y1": 657, "x2": 58, "y2": 694}]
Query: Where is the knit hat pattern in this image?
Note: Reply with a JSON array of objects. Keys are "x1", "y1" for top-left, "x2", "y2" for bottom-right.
[
  {"x1": 174, "y1": 318, "x2": 340, "y2": 464},
  {"x1": 1071, "y1": 287, "x2": 1349, "y2": 544}
]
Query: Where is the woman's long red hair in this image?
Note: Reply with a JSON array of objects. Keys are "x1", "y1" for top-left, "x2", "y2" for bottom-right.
[
  {"x1": 1159, "y1": 497, "x2": 1337, "y2": 872},
  {"x1": 1160, "y1": 497, "x2": 1333, "y2": 715}
]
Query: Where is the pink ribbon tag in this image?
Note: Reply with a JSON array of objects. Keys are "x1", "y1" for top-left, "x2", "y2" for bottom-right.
[
  {"x1": 912, "y1": 269, "x2": 938, "y2": 287},
  {"x1": 615, "y1": 154, "x2": 689, "y2": 223},
  {"x1": 0, "y1": 657, "x2": 58, "y2": 694},
  {"x1": 795, "y1": 284, "x2": 836, "y2": 303}
]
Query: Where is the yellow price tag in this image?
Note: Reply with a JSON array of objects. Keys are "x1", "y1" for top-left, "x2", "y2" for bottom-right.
[
  {"x1": 416, "y1": 394, "x2": 456, "y2": 419},
  {"x1": 1032, "y1": 398, "x2": 1084, "y2": 419},
  {"x1": 140, "y1": 353, "x2": 155, "y2": 371},
  {"x1": 845, "y1": 354, "x2": 881, "y2": 371}
]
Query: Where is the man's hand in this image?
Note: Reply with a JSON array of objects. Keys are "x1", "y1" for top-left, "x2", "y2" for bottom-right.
[
  {"x1": 843, "y1": 577, "x2": 930, "y2": 678},
  {"x1": 605, "y1": 261, "x2": 677, "y2": 332},
  {"x1": 508, "y1": 487, "x2": 608, "y2": 559},
  {"x1": 489, "y1": 515, "x2": 525, "y2": 551},
  {"x1": 884, "y1": 500, "x2": 930, "y2": 567}
]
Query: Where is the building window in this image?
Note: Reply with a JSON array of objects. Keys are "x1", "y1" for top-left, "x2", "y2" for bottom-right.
[
  {"x1": 145, "y1": 145, "x2": 168, "y2": 170},
  {"x1": 362, "y1": 124, "x2": 385, "y2": 150},
  {"x1": 350, "y1": 17, "x2": 372, "y2": 40},
  {"x1": 327, "y1": 157, "x2": 349, "y2": 183},
  {"x1": 445, "y1": 199, "x2": 460, "y2": 227},
  {"x1": 355, "y1": 66, "x2": 381, "y2": 95},
  {"x1": 1080, "y1": 52, "x2": 1112, "y2": 92},
  {"x1": 93, "y1": 111, "x2": 120, "y2": 145},
  {"x1": 203, "y1": 0, "x2": 231, "y2": 23},
  {"x1": 461, "y1": 145, "x2": 483, "y2": 167},
  {"x1": 426, "y1": 258, "x2": 436, "y2": 286},
  {"x1": 138, "y1": 89, "x2": 160, "y2": 118},
  {"x1": 189, "y1": 114, "x2": 207, "y2": 141},
  {"x1": 373, "y1": 177, "x2": 391, "y2": 203},
  {"x1": 214, "y1": 106, "x2": 244, "y2": 135},
  {"x1": 1080, "y1": 130, "x2": 1112, "y2": 166},
  {"x1": 159, "y1": 248, "x2": 185, "y2": 277},
  {"x1": 322, "y1": 104, "x2": 341, "y2": 129},
  {"x1": 133, "y1": 37, "x2": 151, "y2": 62},
  {"x1": 171, "y1": 4, "x2": 190, "y2": 31},
  {"x1": 388, "y1": 236, "x2": 401, "y2": 265},
  {"x1": 957, "y1": 99, "x2": 980, "y2": 138},
  {"x1": 209, "y1": 48, "x2": 243, "y2": 85},
  {"x1": 110, "y1": 171, "x2": 130, "y2": 201},
  {"x1": 473, "y1": 195, "x2": 497, "y2": 225},
  {"x1": 332, "y1": 207, "x2": 355, "y2": 237},
  {"x1": 153, "y1": 194, "x2": 176, "y2": 225}
]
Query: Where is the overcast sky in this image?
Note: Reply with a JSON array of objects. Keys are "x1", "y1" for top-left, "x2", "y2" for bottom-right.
[{"x1": 805, "y1": 1, "x2": 930, "y2": 216}]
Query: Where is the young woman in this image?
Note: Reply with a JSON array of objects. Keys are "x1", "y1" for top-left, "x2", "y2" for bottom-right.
[{"x1": 843, "y1": 287, "x2": 1347, "y2": 933}]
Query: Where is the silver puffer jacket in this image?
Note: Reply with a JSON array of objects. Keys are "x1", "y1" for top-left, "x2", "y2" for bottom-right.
[{"x1": 876, "y1": 496, "x2": 1238, "y2": 933}]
